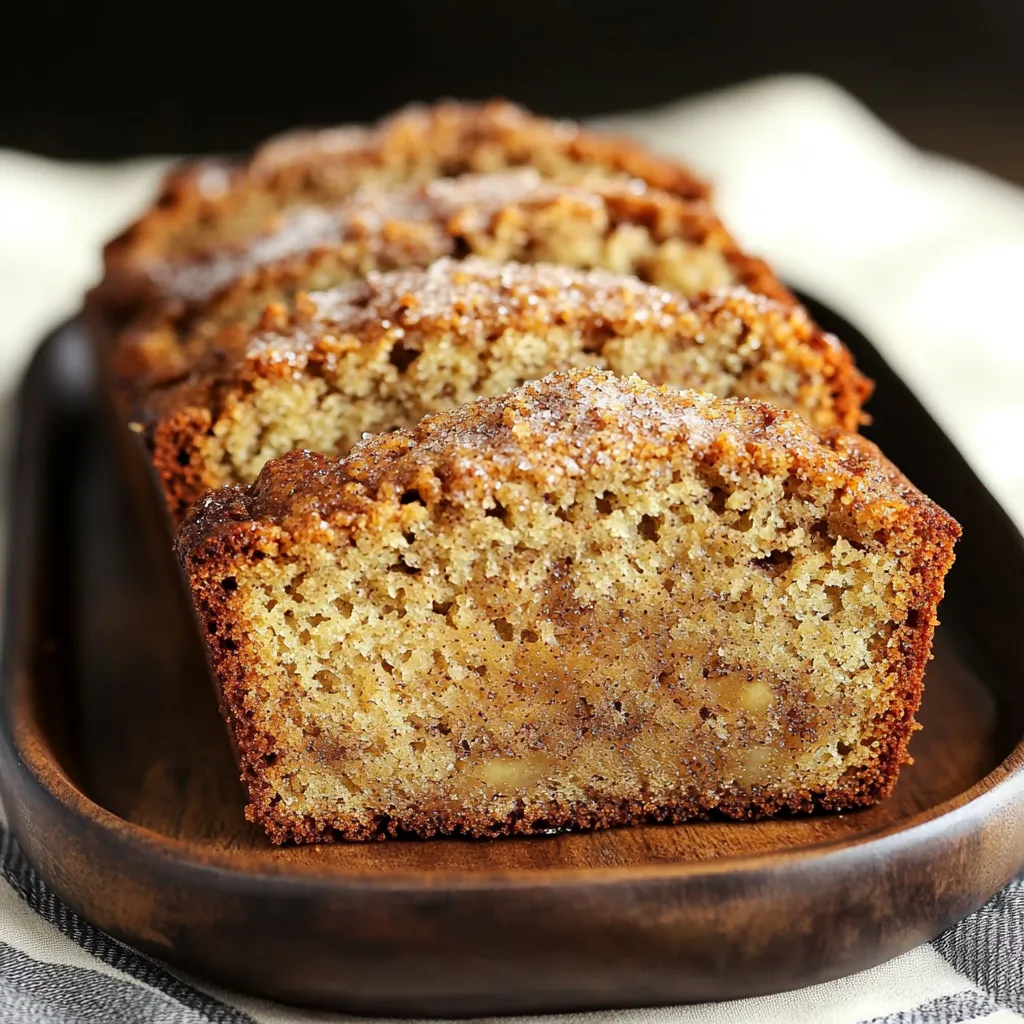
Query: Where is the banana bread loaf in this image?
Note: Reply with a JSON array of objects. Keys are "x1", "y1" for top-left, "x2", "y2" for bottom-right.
[
  {"x1": 136, "y1": 257, "x2": 869, "y2": 522},
  {"x1": 176, "y1": 369, "x2": 958, "y2": 843}
]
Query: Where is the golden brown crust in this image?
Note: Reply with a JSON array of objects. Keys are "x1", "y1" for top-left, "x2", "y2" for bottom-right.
[
  {"x1": 137, "y1": 258, "x2": 870, "y2": 522},
  {"x1": 177, "y1": 371, "x2": 958, "y2": 843},
  {"x1": 93, "y1": 100, "x2": 709, "y2": 326},
  {"x1": 112, "y1": 170, "x2": 790, "y2": 396}
]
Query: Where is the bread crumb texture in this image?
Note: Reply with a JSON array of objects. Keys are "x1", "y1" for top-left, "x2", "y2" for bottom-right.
[{"x1": 177, "y1": 370, "x2": 958, "y2": 843}]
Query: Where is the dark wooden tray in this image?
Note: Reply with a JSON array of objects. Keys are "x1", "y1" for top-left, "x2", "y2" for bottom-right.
[{"x1": 2, "y1": 297, "x2": 1023, "y2": 1017}]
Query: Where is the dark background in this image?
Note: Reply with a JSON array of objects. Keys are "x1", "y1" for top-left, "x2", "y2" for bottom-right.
[{"x1": 3, "y1": 0, "x2": 1023, "y2": 184}]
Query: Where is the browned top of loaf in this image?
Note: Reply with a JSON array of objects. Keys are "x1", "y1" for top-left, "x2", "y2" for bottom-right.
[
  {"x1": 100, "y1": 100, "x2": 709, "y2": 316},
  {"x1": 138, "y1": 257, "x2": 866, "y2": 431},
  {"x1": 177, "y1": 369, "x2": 958, "y2": 555}
]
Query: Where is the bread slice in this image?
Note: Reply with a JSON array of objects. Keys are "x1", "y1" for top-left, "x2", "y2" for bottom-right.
[
  {"x1": 112, "y1": 170, "x2": 789, "y2": 395},
  {"x1": 176, "y1": 370, "x2": 959, "y2": 843},
  {"x1": 135, "y1": 257, "x2": 870, "y2": 522},
  {"x1": 93, "y1": 100, "x2": 709, "y2": 326}
]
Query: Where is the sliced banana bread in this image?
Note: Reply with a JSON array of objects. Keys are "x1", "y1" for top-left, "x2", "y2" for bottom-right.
[
  {"x1": 112, "y1": 170, "x2": 789, "y2": 394},
  {"x1": 176, "y1": 370, "x2": 958, "y2": 843},
  {"x1": 94, "y1": 100, "x2": 709, "y2": 326},
  {"x1": 136, "y1": 258, "x2": 869, "y2": 522}
]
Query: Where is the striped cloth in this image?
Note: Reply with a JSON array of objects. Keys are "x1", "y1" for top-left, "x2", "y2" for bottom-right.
[{"x1": 0, "y1": 75, "x2": 1022, "y2": 1022}]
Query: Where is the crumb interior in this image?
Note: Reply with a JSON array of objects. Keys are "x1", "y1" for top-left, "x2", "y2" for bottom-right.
[
  {"x1": 227, "y1": 452, "x2": 912, "y2": 836},
  {"x1": 202, "y1": 320, "x2": 831, "y2": 491}
]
